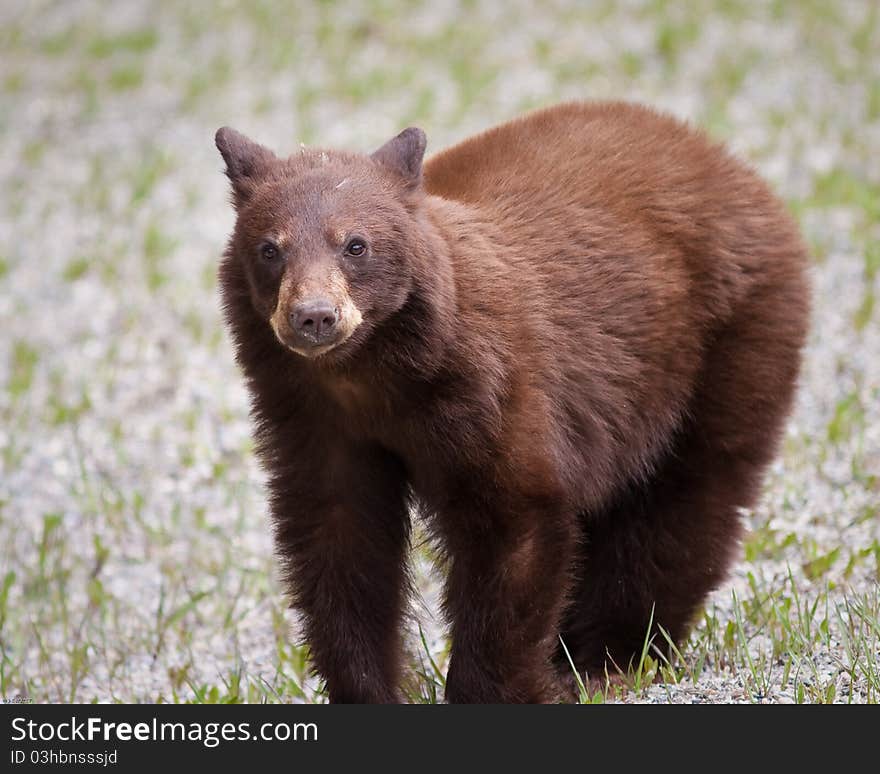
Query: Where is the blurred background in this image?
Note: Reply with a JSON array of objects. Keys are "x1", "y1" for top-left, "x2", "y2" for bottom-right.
[{"x1": 0, "y1": 0, "x2": 877, "y2": 703}]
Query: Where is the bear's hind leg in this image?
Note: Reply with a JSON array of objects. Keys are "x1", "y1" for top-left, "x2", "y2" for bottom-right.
[
  {"x1": 558, "y1": 284, "x2": 807, "y2": 688},
  {"x1": 557, "y1": 442, "x2": 748, "y2": 686}
]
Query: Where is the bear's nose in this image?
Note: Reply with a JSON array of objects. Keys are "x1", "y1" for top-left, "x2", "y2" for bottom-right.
[{"x1": 289, "y1": 299, "x2": 339, "y2": 343}]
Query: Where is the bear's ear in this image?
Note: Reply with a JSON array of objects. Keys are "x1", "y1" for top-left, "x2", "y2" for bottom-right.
[
  {"x1": 371, "y1": 127, "x2": 427, "y2": 188},
  {"x1": 215, "y1": 127, "x2": 276, "y2": 208}
]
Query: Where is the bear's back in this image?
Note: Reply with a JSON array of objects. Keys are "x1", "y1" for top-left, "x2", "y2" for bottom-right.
[
  {"x1": 422, "y1": 101, "x2": 781, "y2": 254},
  {"x1": 423, "y1": 101, "x2": 722, "y2": 208},
  {"x1": 423, "y1": 100, "x2": 805, "y2": 326}
]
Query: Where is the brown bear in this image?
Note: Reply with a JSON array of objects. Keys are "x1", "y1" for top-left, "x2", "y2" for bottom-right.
[{"x1": 214, "y1": 101, "x2": 810, "y2": 703}]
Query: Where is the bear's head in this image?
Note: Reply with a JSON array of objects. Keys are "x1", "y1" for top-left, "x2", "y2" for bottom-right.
[{"x1": 216, "y1": 126, "x2": 430, "y2": 363}]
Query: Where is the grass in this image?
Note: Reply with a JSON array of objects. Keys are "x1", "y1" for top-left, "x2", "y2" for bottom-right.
[
  {"x1": 0, "y1": 0, "x2": 877, "y2": 704},
  {"x1": 559, "y1": 577, "x2": 880, "y2": 705}
]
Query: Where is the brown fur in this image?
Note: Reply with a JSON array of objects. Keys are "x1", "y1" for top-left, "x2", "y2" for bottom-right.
[{"x1": 214, "y1": 101, "x2": 810, "y2": 703}]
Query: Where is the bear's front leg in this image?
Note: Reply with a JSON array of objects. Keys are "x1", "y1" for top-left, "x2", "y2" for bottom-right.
[
  {"x1": 269, "y1": 444, "x2": 411, "y2": 703},
  {"x1": 441, "y1": 487, "x2": 578, "y2": 703}
]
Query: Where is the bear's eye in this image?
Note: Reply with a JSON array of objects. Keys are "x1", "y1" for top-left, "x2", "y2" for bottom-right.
[
  {"x1": 261, "y1": 243, "x2": 279, "y2": 261},
  {"x1": 345, "y1": 238, "x2": 367, "y2": 257}
]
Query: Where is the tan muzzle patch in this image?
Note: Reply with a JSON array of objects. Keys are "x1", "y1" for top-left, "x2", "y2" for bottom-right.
[{"x1": 270, "y1": 267, "x2": 363, "y2": 358}]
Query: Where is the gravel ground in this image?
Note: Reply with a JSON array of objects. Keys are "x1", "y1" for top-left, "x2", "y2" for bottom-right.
[{"x1": 0, "y1": 0, "x2": 878, "y2": 704}]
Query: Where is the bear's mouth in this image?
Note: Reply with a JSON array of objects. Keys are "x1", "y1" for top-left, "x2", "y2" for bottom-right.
[{"x1": 284, "y1": 335, "x2": 348, "y2": 359}]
